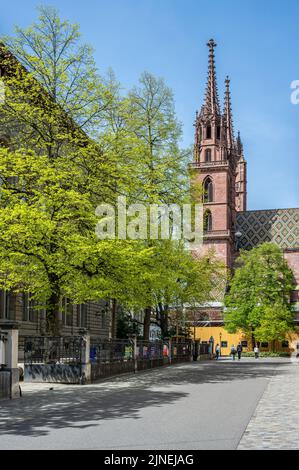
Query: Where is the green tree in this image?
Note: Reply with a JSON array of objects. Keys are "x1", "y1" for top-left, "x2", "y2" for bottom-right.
[
  {"x1": 254, "y1": 304, "x2": 294, "y2": 350},
  {"x1": 124, "y1": 72, "x2": 193, "y2": 338},
  {"x1": 0, "y1": 5, "x2": 123, "y2": 205},
  {"x1": 0, "y1": 7, "x2": 221, "y2": 341},
  {"x1": 224, "y1": 243, "x2": 294, "y2": 349},
  {"x1": 0, "y1": 6, "x2": 141, "y2": 332},
  {"x1": 153, "y1": 245, "x2": 225, "y2": 338},
  {"x1": 127, "y1": 71, "x2": 191, "y2": 204},
  {"x1": 116, "y1": 310, "x2": 141, "y2": 339},
  {"x1": 2, "y1": 5, "x2": 113, "y2": 139},
  {"x1": 127, "y1": 240, "x2": 225, "y2": 340},
  {"x1": 0, "y1": 147, "x2": 151, "y2": 333}
]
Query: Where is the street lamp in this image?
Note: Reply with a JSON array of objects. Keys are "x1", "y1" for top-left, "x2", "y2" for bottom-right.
[
  {"x1": 219, "y1": 331, "x2": 222, "y2": 357},
  {"x1": 209, "y1": 335, "x2": 214, "y2": 357},
  {"x1": 235, "y1": 230, "x2": 242, "y2": 251}
]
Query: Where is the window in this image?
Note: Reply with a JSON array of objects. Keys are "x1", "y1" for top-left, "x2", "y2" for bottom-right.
[
  {"x1": 261, "y1": 342, "x2": 269, "y2": 348},
  {"x1": 216, "y1": 126, "x2": 221, "y2": 139},
  {"x1": 77, "y1": 304, "x2": 87, "y2": 328},
  {"x1": 101, "y1": 312, "x2": 106, "y2": 329},
  {"x1": 203, "y1": 210, "x2": 212, "y2": 232},
  {"x1": 206, "y1": 124, "x2": 212, "y2": 139},
  {"x1": 205, "y1": 148, "x2": 211, "y2": 162},
  {"x1": 63, "y1": 298, "x2": 73, "y2": 327},
  {"x1": 221, "y1": 341, "x2": 228, "y2": 348},
  {"x1": 22, "y1": 294, "x2": 38, "y2": 322},
  {"x1": 203, "y1": 177, "x2": 213, "y2": 203},
  {"x1": 281, "y1": 341, "x2": 289, "y2": 348},
  {"x1": 0, "y1": 291, "x2": 15, "y2": 320},
  {"x1": 241, "y1": 341, "x2": 248, "y2": 348}
]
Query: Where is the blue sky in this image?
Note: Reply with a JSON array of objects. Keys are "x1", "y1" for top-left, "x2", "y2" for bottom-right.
[{"x1": 1, "y1": 0, "x2": 299, "y2": 210}]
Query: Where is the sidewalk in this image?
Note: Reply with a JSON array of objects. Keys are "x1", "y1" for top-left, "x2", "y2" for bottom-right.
[{"x1": 238, "y1": 358, "x2": 299, "y2": 449}]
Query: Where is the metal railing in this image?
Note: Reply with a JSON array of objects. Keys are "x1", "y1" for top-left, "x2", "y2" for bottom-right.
[
  {"x1": 90, "y1": 338, "x2": 135, "y2": 380},
  {"x1": 22, "y1": 336, "x2": 195, "y2": 383},
  {"x1": 24, "y1": 336, "x2": 84, "y2": 365},
  {"x1": 90, "y1": 339, "x2": 134, "y2": 363},
  {"x1": 90, "y1": 338, "x2": 192, "y2": 381}
]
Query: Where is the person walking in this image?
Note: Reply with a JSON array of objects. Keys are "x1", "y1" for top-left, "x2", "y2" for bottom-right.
[
  {"x1": 215, "y1": 343, "x2": 220, "y2": 360},
  {"x1": 254, "y1": 344, "x2": 260, "y2": 359},
  {"x1": 237, "y1": 342, "x2": 243, "y2": 360},
  {"x1": 231, "y1": 344, "x2": 236, "y2": 360}
]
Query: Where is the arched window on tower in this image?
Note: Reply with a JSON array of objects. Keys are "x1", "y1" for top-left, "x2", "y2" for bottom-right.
[
  {"x1": 216, "y1": 126, "x2": 221, "y2": 139},
  {"x1": 205, "y1": 148, "x2": 211, "y2": 162},
  {"x1": 203, "y1": 210, "x2": 212, "y2": 232},
  {"x1": 206, "y1": 124, "x2": 212, "y2": 139},
  {"x1": 203, "y1": 177, "x2": 213, "y2": 203}
]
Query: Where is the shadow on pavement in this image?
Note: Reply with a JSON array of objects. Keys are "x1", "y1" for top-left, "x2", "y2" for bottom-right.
[{"x1": 0, "y1": 359, "x2": 288, "y2": 438}]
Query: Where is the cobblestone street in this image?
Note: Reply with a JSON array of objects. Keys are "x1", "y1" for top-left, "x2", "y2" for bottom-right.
[{"x1": 238, "y1": 359, "x2": 299, "y2": 449}]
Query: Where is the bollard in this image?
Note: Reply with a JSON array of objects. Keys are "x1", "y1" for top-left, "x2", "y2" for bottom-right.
[{"x1": 0, "y1": 321, "x2": 19, "y2": 399}]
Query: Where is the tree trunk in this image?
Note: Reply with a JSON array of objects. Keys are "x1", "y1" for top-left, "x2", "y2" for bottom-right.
[
  {"x1": 160, "y1": 311, "x2": 169, "y2": 339},
  {"x1": 111, "y1": 299, "x2": 117, "y2": 339},
  {"x1": 46, "y1": 273, "x2": 62, "y2": 335},
  {"x1": 143, "y1": 307, "x2": 151, "y2": 341},
  {"x1": 251, "y1": 328, "x2": 255, "y2": 351},
  {"x1": 46, "y1": 290, "x2": 61, "y2": 336},
  {"x1": 158, "y1": 303, "x2": 169, "y2": 339}
]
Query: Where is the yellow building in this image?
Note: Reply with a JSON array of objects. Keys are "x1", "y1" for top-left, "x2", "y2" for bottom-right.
[{"x1": 193, "y1": 326, "x2": 299, "y2": 356}]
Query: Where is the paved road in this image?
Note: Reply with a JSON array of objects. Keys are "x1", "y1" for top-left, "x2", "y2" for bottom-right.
[{"x1": 0, "y1": 358, "x2": 290, "y2": 450}]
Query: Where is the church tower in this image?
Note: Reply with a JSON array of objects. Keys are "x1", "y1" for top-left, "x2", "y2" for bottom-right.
[{"x1": 192, "y1": 39, "x2": 247, "y2": 269}]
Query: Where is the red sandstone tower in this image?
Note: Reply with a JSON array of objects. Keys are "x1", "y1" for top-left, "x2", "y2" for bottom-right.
[{"x1": 191, "y1": 39, "x2": 247, "y2": 269}]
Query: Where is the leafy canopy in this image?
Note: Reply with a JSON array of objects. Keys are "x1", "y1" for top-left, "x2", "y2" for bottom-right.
[{"x1": 224, "y1": 243, "x2": 294, "y2": 343}]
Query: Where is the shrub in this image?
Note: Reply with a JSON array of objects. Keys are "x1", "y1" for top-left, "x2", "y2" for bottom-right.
[{"x1": 242, "y1": 351, "x2": 290, "y2": 358}]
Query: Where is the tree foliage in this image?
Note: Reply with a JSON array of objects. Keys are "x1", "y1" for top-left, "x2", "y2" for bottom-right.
[
  {"x1": 0, "y1": 6, "x2": 222, "y2": 338},
  {"x1": 224, "y1": 243, "x2": 295, "y2": 346}
]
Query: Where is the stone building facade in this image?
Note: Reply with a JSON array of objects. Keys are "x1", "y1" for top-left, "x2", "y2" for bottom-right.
[{"x1": 0, "y1": 48, "x2": 112, "y2": 355}]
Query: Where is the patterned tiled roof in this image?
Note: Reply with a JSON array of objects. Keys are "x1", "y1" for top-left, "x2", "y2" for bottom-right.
[{"x1": 236, "y1": 208, "x2": 299, "y2": 250}]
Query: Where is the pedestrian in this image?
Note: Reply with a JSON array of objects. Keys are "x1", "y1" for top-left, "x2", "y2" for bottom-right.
[
  {"x1": 254, "y1": 344, "x2": 259, "y2": 359},
  {"x1": 215, "y1": 343, "x2": 220, "y2": 360},
  {"x1": 230, "y1": 344, "x2": 236, "y2": 360},
  {"x1": 237, "y1": 342, "x2": 243, "y2": 360}
]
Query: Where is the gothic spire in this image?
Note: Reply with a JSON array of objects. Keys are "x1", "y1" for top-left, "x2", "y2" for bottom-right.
[
  {"x1": 201, "y1": 39, "x2": 221, "y2": 117},
  {"x1": 224, "y1": 75, "x2": 234, "y2": 148}
]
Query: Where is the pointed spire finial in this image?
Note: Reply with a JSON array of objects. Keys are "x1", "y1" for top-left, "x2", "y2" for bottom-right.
[
  {"x1": 201, "y1": 38, "x2": 220, "y2": 117},
  {"x1": 224, "y1": 75, "x2": 234, "y2": 148},
  {"x1": 207, "y1": 38, "x2": 217, "y2": 52}
]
